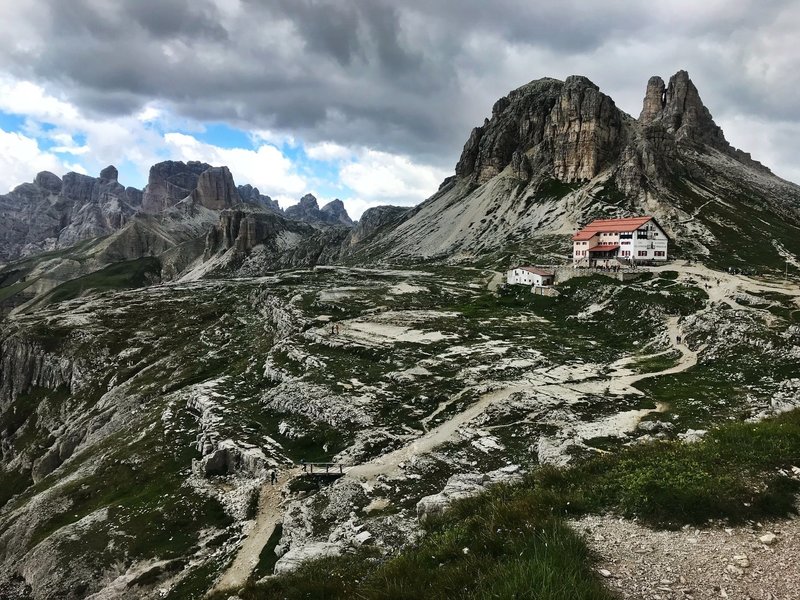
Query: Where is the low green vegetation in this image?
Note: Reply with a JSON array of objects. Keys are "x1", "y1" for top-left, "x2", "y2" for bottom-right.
[
  {"x1": 234, "y1": 409, "x2": 800, "y2": 599},
  {"x1": 44, "y1": 256, "x2": 161, "y2": 305},
  {"x1": 539, "y1": 408, "x2": 800, "y2": 527},
  {"x1": 629, "y1": 349, "x2": 682, "y2": 374}
]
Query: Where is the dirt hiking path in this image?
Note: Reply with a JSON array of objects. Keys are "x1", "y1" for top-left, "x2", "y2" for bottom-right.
[
  {"x1": 211, "y1": 468, "x2": 299, "y2": 594},
  {"x1": 350, "y1": 263, "x2": 800, "y2": 483},
  {"x1": 349, "y1": 317, "x2": 701, "y2": 482}
]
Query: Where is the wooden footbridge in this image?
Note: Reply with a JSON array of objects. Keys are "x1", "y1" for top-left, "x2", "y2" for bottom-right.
[{"x1": 300, "y1": 462, "x2": 350, "y2": 478}]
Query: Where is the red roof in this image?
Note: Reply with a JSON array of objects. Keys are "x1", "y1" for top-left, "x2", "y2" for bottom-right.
[
  {"x1": 572, "y1": 230, "x2": 598, "y2": 241},
  {"x1": 588, "y1": 244, "x2": 620, "y2": 252},
  {"x1": 515, "y1": 266, "x2": 554, "y2": 277},
  {"x1": 572, "y1": 216, "x2": 653, "y2": 240}
]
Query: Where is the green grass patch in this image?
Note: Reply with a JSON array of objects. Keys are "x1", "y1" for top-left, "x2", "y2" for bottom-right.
[
  {"x1": 0, "y1": 278, "x2": 36, "y2": 302},
  {"x1": 44, "y1": 257, "x2": 161, "y2": 305},
  {"x1": 629, "y1": 349, "x2": 682, "y2": 374},
  {"x1": 537, "y1": 408, "x2": 800, "y2": 528}
]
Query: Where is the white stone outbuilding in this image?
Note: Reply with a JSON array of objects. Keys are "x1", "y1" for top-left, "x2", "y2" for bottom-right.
[{"x1": 506, "y1": 266, "x2": 555, "y2": 287}]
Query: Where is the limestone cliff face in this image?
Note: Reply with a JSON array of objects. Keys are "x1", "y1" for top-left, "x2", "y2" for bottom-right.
[
  {"x1": 639, "y1": 70, "x2": 768, "y2": 171},
  {"x1": 190, "y1": 166, "x2": 241, "y2": 210},
  {"x1": 0, "y1": 337, "x2": 81, "y2": 404},
  {"x1": 238, "y1": 184, "x2": 282, "y2": 212},
  {"x1": 320, "y1": 199, "x2": 355, "y2": 227},
  {"x1": 640, "y1": 71, "x2": 728, "y2": 151},
  {"x1": 455, "y1": 76, "x2": 624, "y2": 184},
  {"x1": 209, "y1": 210, "x2": 295, "y2": 254},
  {"x1": 0, "y1": 167, "x2": 142, "y2": 262},
  {"x1": 140, "y1": 160, "x2": 211, "y2": 214},
  {"x1": 348, "y1": 205, "x2": 410, "y2": 246}
]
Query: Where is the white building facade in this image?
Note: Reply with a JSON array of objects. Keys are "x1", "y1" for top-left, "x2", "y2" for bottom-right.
[
  {"x1": 572, "y1": 216, "x2": 669, "y2": 267},
  {"x1": 506, "y1": 267, "x2": 555, "y2": 286}
]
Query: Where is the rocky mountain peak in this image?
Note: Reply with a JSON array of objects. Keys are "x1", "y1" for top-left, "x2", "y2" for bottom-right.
[
  {"x1": 99, "y1": 165, "x2": 118, "y2": 182},
  {"x1": 33, "y1": 171, "x2": 62, "y2": 194},
  {"x1": 238, "y1": 184, "x2": 282, "y2": 212},
  {"x1": 320, "y1": 199, "x2": 354, "y2": 227},
  {"x1": 564, "y1": 75, "x2": 600, "y2": 91},
  {"x1": 639, "y1": 70, "x2": 729, "y2": 151},
  {"x1": 454, "y1": 74, "x2": 622, "y2": 185},
  {"x1": 284, "y1": 194, "x2": 354, "y2": 227},
  {"x1": 299, "y1": 194, "x2": 320, "y2": 210},
  {"x1": 141, "y1": 160, "x2": 212, "y2": 214},
  {"x1": 0, "y1": 168, "x2": 142, "y2": 262},
  {"x1": 191, "y1": 166, "x2": 241, "y2": 211}
]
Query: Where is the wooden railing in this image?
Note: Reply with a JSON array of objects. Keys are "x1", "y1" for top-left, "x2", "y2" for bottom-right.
[{"x1": 300, "y1": 462, "x2": 347, "y2": 475}]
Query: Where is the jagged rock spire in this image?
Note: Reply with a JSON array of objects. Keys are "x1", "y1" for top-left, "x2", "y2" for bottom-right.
[{"x1": 639, "y1": 70, "x2": 729, "y2": 151}]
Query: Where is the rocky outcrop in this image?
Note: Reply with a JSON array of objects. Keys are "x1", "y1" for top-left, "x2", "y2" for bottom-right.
[
  {"x1": 284, "y1": 194, "x2": 321, "y2": 222},
  {"x1": 416, "y1": 465, "x2": 522, "y2": 521},
  {"x1": 348, "y1": 205, "x2": 410, "y2": 246},
  {"x1": 192, "y1": 439, "x2": 268, "y2": 478},
  {"x1": 319, "y1": 199, "x2": 354, "y2": 226},
  {"x1": 640, "y1": 71, "x2": 729, "y2": 153},
  {"x1": 454, "y1": 76, "x2": 623, "y2": 184},
  {"x1": 140, "y1": 160, "x2": 211, "y2": 214},
  {"x1": 0, "y1": 336, "x2": 82, "y2": 403},
  {"x1": 273, "y1": 542, "x2": 340, "y2": 575},
  {"x1": 98, "y1": 165, "x2": 118, "y2": 182},
  {"x1": 285, "y1": 194, "x2": 354, "y2": 227},
  {"x1": 238, "y1": 184, "x2": 282, "y2": 212},
  {"x1": 639, "y1": 70, "x2": 769, "y2": 171},
  {"x1": 205, "y1": 209, "x2": 317, "y2": 258},
  {"x1": 190, "y1": 166, "x2": 241, "y2": 210},
  {"x1": 0, "y1": 168, "x2": 142, "y2": 262}
]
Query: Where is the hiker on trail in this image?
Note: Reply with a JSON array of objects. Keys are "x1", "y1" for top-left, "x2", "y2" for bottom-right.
[
  {"x1": 301, "y1": 459, "x2": 307, "y2": 473},
  {"x1": 676, "y1": 334, "x2": 682, "y2": 345},
  {"x1": 270, "y1": 469, "x2": 278, "y2": 485}
]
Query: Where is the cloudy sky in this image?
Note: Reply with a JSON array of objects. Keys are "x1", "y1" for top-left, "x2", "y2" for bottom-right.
[{"x1": 0, "y1": 0, "x2": 798, "y2": 217}]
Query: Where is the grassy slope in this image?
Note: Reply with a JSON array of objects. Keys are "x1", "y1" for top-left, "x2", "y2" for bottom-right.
[
  {"x1": 43, "y1": 256, "x2": 161, "y2": 304},
  {"x1": 236, "y1": 409, "x2": 800, "y2": 600}
]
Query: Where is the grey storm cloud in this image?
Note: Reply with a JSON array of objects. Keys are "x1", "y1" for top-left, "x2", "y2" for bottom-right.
[{"x1": 1, "y1": 0, "x2": 799, "y2": 175}]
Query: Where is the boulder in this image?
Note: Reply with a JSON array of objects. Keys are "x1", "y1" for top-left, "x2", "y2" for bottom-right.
[
  {"x1": 416, "y1": 465, "x2": 521, "y2": 521},
  {"x1": 273, "y1": 542, "x2": 340, "y2": 575}
]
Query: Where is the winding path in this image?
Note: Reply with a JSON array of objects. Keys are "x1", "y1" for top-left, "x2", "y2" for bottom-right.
[
  {"x1": 212, "y1": 262, "x2": 800, "y2": 588},
  {"x1": 211, "y1": 468, "x2": 299, "y2": 593},
  {"x1": 349, "y1": 316, "x2": 701, "y2": 481},
  {"x1": 350, "y1": 263, "x2": 798, "y2": 482}
]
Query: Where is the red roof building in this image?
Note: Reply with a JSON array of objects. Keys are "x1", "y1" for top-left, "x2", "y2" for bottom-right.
[{"x1": 572, "y1": 216, "x2": 668, "y2": 266}]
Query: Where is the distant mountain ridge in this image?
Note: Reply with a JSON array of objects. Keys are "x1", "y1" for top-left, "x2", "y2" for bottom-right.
[
  {"x1": 2, "y1": 70, "x2": 799, "y2": 313},
  {"x1": 0, "y1": 160, "x2": 355, "y2": 265}
]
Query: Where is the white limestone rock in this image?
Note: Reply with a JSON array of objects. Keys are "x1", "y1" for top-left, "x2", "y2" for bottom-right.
[
  {"x1": 416, "y1": 465, "x2": 521, "y2": 522},
  {"x1": 273, "y1": 542, "x2": 341, "y2": 575}
]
